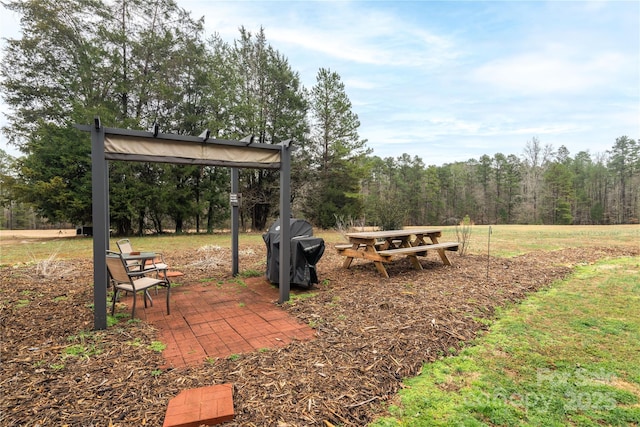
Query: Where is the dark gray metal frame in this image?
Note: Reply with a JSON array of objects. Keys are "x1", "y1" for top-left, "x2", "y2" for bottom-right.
[{"x1": 78, "y1": 118, "x2": 292, "y2": 330}]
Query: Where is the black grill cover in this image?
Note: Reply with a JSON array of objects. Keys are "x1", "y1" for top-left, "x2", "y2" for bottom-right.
[{"x1": 262, "y1": 218, "x2": 325, "y2": 287}]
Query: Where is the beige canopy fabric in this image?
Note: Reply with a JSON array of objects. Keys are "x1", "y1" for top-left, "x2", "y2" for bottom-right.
[{"x1": 104, "y1": 135, "x2": 281, "y2": 168}]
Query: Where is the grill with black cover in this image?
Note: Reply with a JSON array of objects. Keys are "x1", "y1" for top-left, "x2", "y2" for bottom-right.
[{"x1": 262, "y1": 218, "x2": 325, "y2": 287}]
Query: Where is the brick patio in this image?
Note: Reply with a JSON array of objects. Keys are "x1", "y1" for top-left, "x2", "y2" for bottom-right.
[{"x1": 117, "y1": 276, "x2": 316, "y2": 368}]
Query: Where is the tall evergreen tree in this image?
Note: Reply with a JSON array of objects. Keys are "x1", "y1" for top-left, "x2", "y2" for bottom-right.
[
  {"x1": 228, "y1": 27, "x2": 308, "y2": 230},
  {"x1": 423, "y1": 165, "x2": 443, "y2": 224},
  {"x1": 543, "y1": 160, "x2": 575, "y2": 224},
  {"x1": 0, "y1": 149, "x2": 20, "y2": 228},
  {"x1": 476, "y1": 154, "x2": 493, "y2": 223},
  {"x1": 589, "y1": 153, "x2": 610, "y2": 224},
  {"x1": 571, "y1": 151, "x2": 594, "y2": 224},
  {"x1": 304, "y1": 68, "x2": 370, "y2": 228},
  {"x1": 503, "y1": 154, "x2": 522, "y2": 223},
  {"x1": 2, "y1": 0, "x2": 208, "y2": 230},
  {"x1": 607, "y1": 136, "x2": 639, "y2": 223},
  {"x1": 396, "y1": 154, "x2": 427, "y2": 226}
]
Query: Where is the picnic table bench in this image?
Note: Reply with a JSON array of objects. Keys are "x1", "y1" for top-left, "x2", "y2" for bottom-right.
[
  {"x1": 336, "y1": 229, "x2": 458, "y2": 278},
  {"x1": 334, "y1": 240, "x2": 394, "y2": 250}
]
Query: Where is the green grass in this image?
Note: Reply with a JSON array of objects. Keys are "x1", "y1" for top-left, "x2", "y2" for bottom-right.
[
  {"x1": 371, "y1": 256, "x2": 640, "y2": 426},
  {"x1": 442, "y1": 224, "x2": 640, "y2": 258},
  {"x1": 63, "y1": 330, "x2": 103, "y2": 358},
  {"x1": 148, "y1": 341, "x2": 166, "y2": 352},
  {"x1": 286, "y1": 291, "x2": 316, "y2": 303},
  {"x1": 63, "y1": 343, "x2": 102, "y2": 358},
  {"x1": 0, "y1": 232, "x2": 267, "y2": 265},
  {"x1": 238, "y1": 269, "x2": 264, "y2": 278},
  {"x1": 1, "y1": 225, "x2": 637, "y2": 265},
  {"x1": 15, "y1": 299, "x2": 30, "y2": 308}
]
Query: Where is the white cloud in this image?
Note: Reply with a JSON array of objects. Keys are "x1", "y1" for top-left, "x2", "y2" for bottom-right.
[
  {"x1": 1, "y1": 0, "x2": 638, "y2": 164},
  {"x1": 471, "y1": 45, "x2": 631, "y2": 96},
  {"x1": 343, "y1": 77, "x2": 378, "y2": 90},
  {"x1": 190, "y1": 1, "x2": 458, "y2": 69}
]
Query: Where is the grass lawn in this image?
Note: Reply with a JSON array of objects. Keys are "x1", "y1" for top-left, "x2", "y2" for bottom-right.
[
  {"x1": 442, "y1": 224, "x2": 640, "y2": 257},
  {"x1": 1, "y1": 224, "x2": 638, "y2": 266},
  {"x1": 371, "y1": 256, "x2": 640, "y2": 426}
]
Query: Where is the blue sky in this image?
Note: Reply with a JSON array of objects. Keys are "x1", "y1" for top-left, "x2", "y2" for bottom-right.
[{"x1": 2, "y1": 1, "x2": 639, "y2": 165}]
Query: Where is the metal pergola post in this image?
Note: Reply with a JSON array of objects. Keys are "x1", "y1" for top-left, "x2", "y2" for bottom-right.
[
  {"x1": 231, "y1": 168, "x2": 239, "y2": 276},
  {"x1": 278, "y1": 141, "x2": 292, "y2": 304},
  {"x1": 90, "y1": 119, "x2": 109, "y2": 330}
]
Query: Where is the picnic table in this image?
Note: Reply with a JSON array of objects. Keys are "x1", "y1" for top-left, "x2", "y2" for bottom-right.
[{"x1": 335, "y1": 228, "x2": 459, "y2": 278}]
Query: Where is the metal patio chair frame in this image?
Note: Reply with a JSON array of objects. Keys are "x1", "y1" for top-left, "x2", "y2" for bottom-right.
[{"x1": 106, "y1": 251, "x2": 170, "y2": 319}]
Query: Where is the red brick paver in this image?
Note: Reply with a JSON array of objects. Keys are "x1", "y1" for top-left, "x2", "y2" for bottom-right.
[
  {"x1": 117, "y1": 277, "x2": 315, "y2": 368},
  {"x1": 162, "y1": 384, "x2": 234, "y2": 427}
]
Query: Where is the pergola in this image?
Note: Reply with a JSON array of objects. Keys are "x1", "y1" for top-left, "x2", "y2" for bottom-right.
[{"x1": 78, "y1": 118, "x2": 293, "y2": 330}]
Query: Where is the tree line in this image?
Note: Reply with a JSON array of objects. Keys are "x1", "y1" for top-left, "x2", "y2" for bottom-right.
[
  {"x1": 1, "y1": 0, "x2": 638, "y2": 233},
  {"x1": 361, "y1": 136, "x2": 639, "y2": 228}
]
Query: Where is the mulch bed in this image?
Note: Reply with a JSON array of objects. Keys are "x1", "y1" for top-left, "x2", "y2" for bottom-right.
[{"x1": 1, "y1": 239, "x2": 637, "y2": 426}]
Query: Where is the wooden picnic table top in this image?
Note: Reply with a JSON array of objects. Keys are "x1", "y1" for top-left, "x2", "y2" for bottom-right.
[{"x1": 345, "y1": 228, "x2": 442, "y2": 240}]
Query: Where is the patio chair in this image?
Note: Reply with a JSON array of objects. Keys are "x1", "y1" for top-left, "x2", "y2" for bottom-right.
[
  {"x1": 106, "y1": 251, "x2": 171, "y2": 319},
  {"x1": 116, "y1": 238, "x2": 143, "y2": 271},
  {"x1": 116, "y1": 238, "x2": 169, "y2": 271}
]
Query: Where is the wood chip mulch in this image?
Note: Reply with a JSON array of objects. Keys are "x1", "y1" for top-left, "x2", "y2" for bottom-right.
[{"x1": 1, "y1": 240, "x2": 637, "y2": 426}]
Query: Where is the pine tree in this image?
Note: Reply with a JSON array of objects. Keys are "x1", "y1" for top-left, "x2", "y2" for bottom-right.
[{"x1": 304, "y1": 68, "x2": 370, "y2": 228}]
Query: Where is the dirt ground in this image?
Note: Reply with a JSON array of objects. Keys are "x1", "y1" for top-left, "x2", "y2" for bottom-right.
[
  {"x1": 1, "y1": 234, "x2": 637, "y2": 426},
  {"x1": 0, "y1": 229, "x2": 79, "y2": 245}
]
